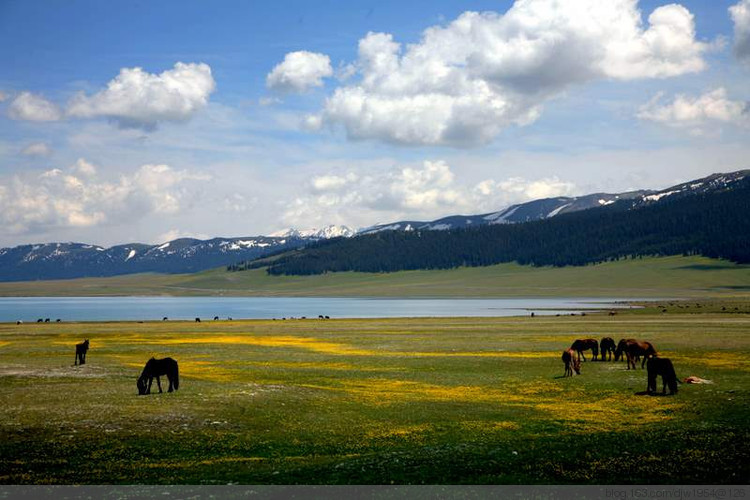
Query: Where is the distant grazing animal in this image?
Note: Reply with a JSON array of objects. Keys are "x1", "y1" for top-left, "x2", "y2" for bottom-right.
[
  {"x1": 37, "y1": 318, "x2": 43, "y2": 323},
  {"x1": 530, "y1": 312, "x2": 535, "y2": 318},
  {"x1": 56, "y1": 319, "x2": 61, "y2": 323},
  {"x1": 16, "y1": 320, "x2": 22, "y2": 325},
  {"x1": 228, "y1": 317, "x2": 232, "y2": 321},
  {"x1": 325, "y1": 315, "x2": 330, "y2": 320},
  {"x1": 195, "y1": 317, "x2": 201, "y2": 323},
  {"x1": 163, "y1": 317, "x2": 168, "y2": 321},
  {"x1": 615, "y1": 339, "x2": 656, "y2": 369},
  {"x1": 562, "y1": 348, "x2": 581, "y2": 377},
  {"x1": 599, "y1": 337, "x2": 616, "y2": 361},
  {"x1": 614, "y1": 338, "x2": 636, "y2": 363},
  {"x1": 137, "y1": 357, "x2": 179, "y2": 395},
  {"x1": 319, "y1": 315, "x2": 324, "y2": 319},
  {"x1": 74, "y1": 339, "x2": 89, "y2": 366},
  {"x1": 44, "y1": 318, "x2": 50, "y2": 323},
  {"x1": 214, "y1": 316, "x2": 219, "y2": 320},
  {"x1": 609, "y1": 310, "x2": 617, "y2": 316},
  {"x1": 571, "y1": 338, "x2": 599, "y2": 362},
  {"x1": 647, "y1": 357, "x2": 679, "y2": 395}
]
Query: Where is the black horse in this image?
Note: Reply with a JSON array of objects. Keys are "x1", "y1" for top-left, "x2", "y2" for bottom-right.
[
  {"x1": 74, "y1": 339, "x2": 89, "y2": 366},
  {"x1": 647, "y1": 357, "x2": 679, "y2": 395},
  {"x1": 137, "y1": 357, "x2": 179, "y2": 395},
  {"x1": 599, "y1": 337, "x2": 616, "y2": 361}
]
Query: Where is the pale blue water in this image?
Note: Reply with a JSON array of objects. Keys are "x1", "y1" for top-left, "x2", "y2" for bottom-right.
[{"x1": 0, "y1": 297, "x2": 640, "y2": 322}]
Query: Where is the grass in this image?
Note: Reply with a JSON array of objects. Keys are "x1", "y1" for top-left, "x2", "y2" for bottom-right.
[
  {"x1": 0, "y1": 255, "x2": 749, "y2": 298},
  {"x1": 0, "y1": 306, "x2": 748, "y2": 484}
]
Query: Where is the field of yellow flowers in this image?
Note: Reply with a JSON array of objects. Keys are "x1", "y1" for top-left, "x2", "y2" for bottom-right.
[{"x1": 0, "y1": 309, "x2": 748, "y2": 484}]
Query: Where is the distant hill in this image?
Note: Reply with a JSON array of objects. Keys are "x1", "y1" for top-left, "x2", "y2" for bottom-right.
[{"x1": 246, "y1": 170, "x2": 750, "y2": 275}]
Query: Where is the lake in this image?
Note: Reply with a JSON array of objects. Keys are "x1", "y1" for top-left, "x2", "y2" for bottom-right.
[{"x1": 0, "y1": 296, "x2": 642, "y2": 322}]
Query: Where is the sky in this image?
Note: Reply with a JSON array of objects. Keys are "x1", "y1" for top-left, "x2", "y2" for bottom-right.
[{"x1": 1, "y1": 0, "x2": 748, "y2": 247}]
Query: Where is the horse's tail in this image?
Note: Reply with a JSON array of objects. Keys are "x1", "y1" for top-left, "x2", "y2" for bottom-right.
[{"x1": 173, "y1": 362, "x2": 179, "y2": 391}]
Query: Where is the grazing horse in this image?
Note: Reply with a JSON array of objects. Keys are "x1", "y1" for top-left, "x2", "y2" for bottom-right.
[
  {"x1": 74, "y1": 339, "x2": 89, "y2": 366},
  {"x1": 571, "y1": 338, "x2": 599, "y2": 362},
  {"x1": 562, "y1": 348, "x2": 581, "y2": 377},
  {"x1": 615, "y1": 339, "x2": 657, "y2": 369},
  {"x1": 137, "y1": 357, "x2": 179, "y2": 395},
  {"x1": 195, "y1": 317, "x2": 201, "y2": 323},
  {"x1": 647, "y1": 357, "x2": 679, "y2": 395},
  {"x1": 599, "y1": 337, "x2": 616, "y2": 361},
  {"x1": 213, "y1": 316, "x2": 219, "y2": 320},
  {"x1": 163, "y1": 317, "x2": 168, "y2": 321}
]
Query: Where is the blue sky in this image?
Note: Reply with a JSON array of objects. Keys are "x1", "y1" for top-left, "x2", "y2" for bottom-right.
[{"x1": 0, "y1": 0, "x2": 748, "y2": 246}]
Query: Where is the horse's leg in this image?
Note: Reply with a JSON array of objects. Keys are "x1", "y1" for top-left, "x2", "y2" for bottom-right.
[
  {"x1": 147, "y1": 377, "x2": 153, "y2": 394},
  {"x1": 74, "y1": 351, "x2": 78, "y2": 366},
  {"x1": 167, "y1": 375, "x2": 174, "y2": 392},
  {"x1": 156, "y1": 376, "x2": 163, "y2": 393}
]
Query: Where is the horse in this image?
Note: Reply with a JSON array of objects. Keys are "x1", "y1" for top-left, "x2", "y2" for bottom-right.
[
  {"x1": 213, "y1": 316, "x2": 219, "y2": 320},
  {"x1": 137, "y1": 357, "x2": 179, "y2": 395},
  {"x1": 571, "y1": 338, "x2": 599, "y2": 362},
  {"x1": 74, "y1": 339, "x2": 89, "y2": 366},
  {"x1": 195, "y1": 317, "x2": 201, "y2": 322},
  {"x1": 615, "y1": 339, "x2": 657, "y2": 369},
  {"x1": 647, "y1": 357, "x2": 679, "y2": 395},
  {"x1": 562, "y1": 348, "x2": 581, "y2": 377},
  {"x1": 599, "y1": 337, "x2": 616, "y2": 361},
  {"x1": 163, "y1": 317, "x2": 168, "y2": 321}
]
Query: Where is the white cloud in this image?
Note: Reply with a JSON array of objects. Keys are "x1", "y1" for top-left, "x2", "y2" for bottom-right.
[
  {"x1": 305, "y1": 0, "x2": 708, "y2": 147},
  {"x1": 21, "y1": 142, "x2": 52, "y2": 157},
  {"x1": 156, "y1": 228, "x2": 210, "y2": 244},
  {"x1": 67, "y1": 62, "x2": 216, "y2": 130},
  {"x1": 731, "y1": 0, "x2": 750, "y2": 63},
  {"x1": 8, "y1": 92, "x2": 63, "y2": 122},
  {"x1": 0, "y1": 160, "x2": 209, "y2": 234},
  {"x1": 72, "y1": 158, "x2": 97, "y2": 177},
  {"x1": 281, "y1": 160, "x2": 578, "y2": 228},
  {"x1": 637, "y1": 88, "x2": 749, "y2": 130},
  {"x1": 266, "y1": 51, "x2": 333, "y2": 93}
]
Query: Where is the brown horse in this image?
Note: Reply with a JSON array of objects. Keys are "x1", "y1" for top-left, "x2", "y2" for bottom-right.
[
  {"x1": 600, "y1": 337, "x2": 616, "y2": 361},
  {"x1": 571, "y1": 338, "x2": 599, "y2": 362},
  {"x1": 562, "y1": 348, "x2": 581, "y2": 377},
  {"x1": 615, "y1": 339, "x2": 657, "y2": 369}
]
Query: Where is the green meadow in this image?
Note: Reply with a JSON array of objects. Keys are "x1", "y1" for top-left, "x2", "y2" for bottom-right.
[
  {"x1": 0, "y1": 307, "x2": 748, "y2": 484},
  {"x1": 0, "y1": 256, "x2": 749, "y2": 298}
]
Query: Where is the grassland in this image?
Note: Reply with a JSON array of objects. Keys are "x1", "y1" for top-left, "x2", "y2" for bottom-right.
[
  {"x1": 0, "y1": 255, "x2": 749, "y2": 298},
  {"x1": 1, "y1": 307, "x2": 748, "y2": 484}
]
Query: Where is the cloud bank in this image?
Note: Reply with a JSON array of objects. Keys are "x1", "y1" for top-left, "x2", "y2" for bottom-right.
[
  {"x1": 638, "y1": 88, "x2": 749, "y2": 131},
  {"x1": 0, "y1": 160, "x2": 209, "y2": 234},
  {"x1": 283, "y1": 0, "x2": 708, "y2": 147},
  {"x1": 282, "y1": 160, "x2": 576, "y2": 228}
]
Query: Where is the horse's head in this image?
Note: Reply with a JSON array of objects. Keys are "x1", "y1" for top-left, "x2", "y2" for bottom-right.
[
  {"x1": 137, "y1": 375, "x2": 148, "y2": 395},
  {"x1": 572, "y1": 357, "x2": 581, "y2": 375}
]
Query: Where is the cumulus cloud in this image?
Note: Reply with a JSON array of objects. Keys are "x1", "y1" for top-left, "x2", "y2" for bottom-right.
[
  {"x1": 281, "y1": 160, "x2": 577, "y2": 228},
  {"x1": 637, "y1": 88, "x2": 749, "y2": 130},
  {"x1": 294, "y1": 0, "x2": 708, "y2": 147},
  {"x1": 21, "y1": 142, "x2": 52, "y2": 157},
  {"x1": 0, "y1": 160, "x2": 209, "y2": 234},
  {"x1": 731, "y1": 0, "x2": 750, "y2": 63},
  {"x1": 8, "y1": 92, "x2": 63, "y2": 122},
  {"x1": 266, "y1": 51, "x2": 333, "y2": 93},
  {"x1": 67, "y1": 62, "x2": 215, "y2": 130}
]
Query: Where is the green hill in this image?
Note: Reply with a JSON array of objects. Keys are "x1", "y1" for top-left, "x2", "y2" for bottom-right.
[{"x1": 0, "y1": 255, "x2": 748, "y2": 298}]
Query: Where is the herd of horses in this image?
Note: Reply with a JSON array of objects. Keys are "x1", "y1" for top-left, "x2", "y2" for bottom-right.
[{"x1": 562, "y1": 337, "x2": 679, "y2": 395}]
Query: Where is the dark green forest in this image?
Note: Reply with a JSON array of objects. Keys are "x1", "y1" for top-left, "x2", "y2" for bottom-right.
[{"x1": 230, "y1": 179, "x2": 750, "y2": 275}]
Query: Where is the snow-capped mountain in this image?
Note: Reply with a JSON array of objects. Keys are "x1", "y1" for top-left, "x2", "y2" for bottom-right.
[
  {"x1": 359, "y1": 170, "x2": 749, "y2": 235},
  {"x1": 1, "y1": 170, "x2": 746, "y2": 282},
  {"x1": 0, "y1": 235, "x2": 310, "y2": 282},
  {"x1": 269, "y1": 225, "x2": 356, "y2": 239}
]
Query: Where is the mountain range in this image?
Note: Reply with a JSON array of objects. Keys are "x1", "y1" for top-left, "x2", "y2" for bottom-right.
[{"x1": 0, "y1": 169, "x2": 747, "y2": 281}]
